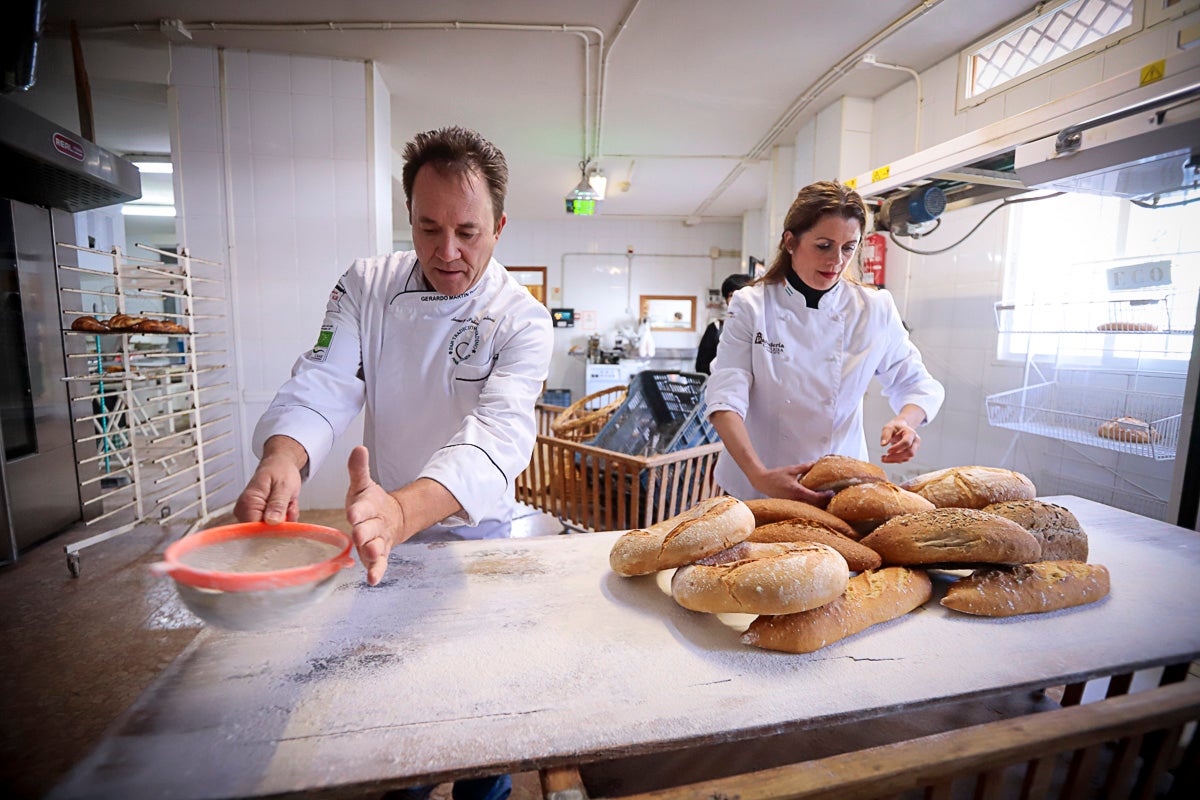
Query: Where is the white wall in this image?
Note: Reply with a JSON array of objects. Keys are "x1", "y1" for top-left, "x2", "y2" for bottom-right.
[
  {"x1": 494, "y1": 218, "x2": 743, "y2": 399},
  {"x1": 171, "y1": 45, "x2": 385, "y2": 510}
]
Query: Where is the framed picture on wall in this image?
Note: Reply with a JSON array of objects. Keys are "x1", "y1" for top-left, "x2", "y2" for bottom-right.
[
  {"x1": 507, "y1": 266, "x2": 548, "y2": 304},
  {"x1": 639, "y1": 294, "x2": 696, "y2": 332}
]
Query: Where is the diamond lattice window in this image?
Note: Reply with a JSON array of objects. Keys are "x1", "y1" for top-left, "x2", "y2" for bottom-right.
[{"x1": 968, "y1": 0, "x2": 1135, "y2": 97}]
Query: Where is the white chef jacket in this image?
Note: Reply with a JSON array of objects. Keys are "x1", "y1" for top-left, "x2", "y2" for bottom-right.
[
  {"x1": 252, "y1": 252, "x2": 554, "y2": 539},
  {"x1": 705, "y1": 278, "x2": 944, "y2": 500}
]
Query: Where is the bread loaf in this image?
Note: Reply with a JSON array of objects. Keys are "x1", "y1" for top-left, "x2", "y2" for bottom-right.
[
  {"x1": 609, "y1": 496, "x2": 755, "y2": 576},
  {"x1": 941, "y1": 561, "x2": 1110, "y2": 616},
  {"x1": 70, "y1": 315, "x2": 109, "y2": 332},
  {"x1": 672, "y1": 541, "x2": 850, "y2": 615},
  {"x1": 860, "y1": 508, "x2": 1041, "y2": 566},
  {"x1": 827, "y1": 482, "x2": 935, "y2": 536},
  {"x1": 981, "y1": 500, "x2": 1088, "y2": 561},
  {"x1": 1097, "y1": 416, "x2": 1159, "y2": 444},
  {"x1": 743, "y1": 498, "x2": 858, "y2": 539},
  {"x1": 747, "y1": 519, "x2": 881, "y2": 572},
  {"x1": 742, "y1": 567, "x2": 932, "y2": 654},
  {"x1": 800, "y1": 454, "x2": 887, "y2": 493},
  {"x1": 900, "y1": 466, "x2": 1035, "y2": 509}
]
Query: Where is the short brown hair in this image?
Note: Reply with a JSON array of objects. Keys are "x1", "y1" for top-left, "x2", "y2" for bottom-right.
[
  {"x1": 761, "y1": 181, "x2": 868, "y2": 285},
  {"x1": 401, "y1": 126, "x2": 508, "y2": 229}
]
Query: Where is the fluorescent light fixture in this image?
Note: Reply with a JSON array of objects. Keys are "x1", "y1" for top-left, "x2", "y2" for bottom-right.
[
  {"x1": 122, "y1": 204, "x2": 177, "y2": 217},
  {"x1": 131, "y1": 161, "x2": 173, "y2": 174}
]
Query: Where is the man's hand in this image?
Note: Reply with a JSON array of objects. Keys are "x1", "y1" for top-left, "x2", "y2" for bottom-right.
[
  {"x1": 345, "y1": 446, "x2": 404, "y2": 586},
  {"x1": 234, "y1": 436, "x2": 307, "y2": 524},
  {"x1": 751, "y1": 462, "x2": 835, "y2": 508}
]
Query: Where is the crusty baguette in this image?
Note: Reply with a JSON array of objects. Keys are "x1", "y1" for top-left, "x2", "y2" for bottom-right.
[
  {"x1": 742, "y1": 567, "x2": 932, "y2": 653},
  {"x1": 800, "y1": 454, "x2": 888, "y2": 493},
  {"x1": 743, "y1": 498, "x2": 858, "y2": 539},
  {"x1": 747, "y1": 518, "x2": 881, "y2": 572},
  {"x1": 609, "y1": 496, "x2": 755, "y2": 576},
  {"x1": 70, "y1": 315, "x2": 110, "y2": 332},
  {"x1": 672, "y1": 541, "x2": 850, "y2": 615},
  {"x1": 982, "y1": 500, "x2": 1088, "y2": 562},
  {"x1": 1097, "y1": 321, "x2": 1157, "y2": 332},
  {"x1": 941, "y1": 561, "x2": 1110, "y2": 616},
  {"x1": 860, "y1": 508, "x2": 1041, "y2": 566},
  {"x1": 827, "y1": 482, "x2": 935, "y2": 536},
  {"x1": 899, "y1": 466, "x2": 1036, "y2": 509}
]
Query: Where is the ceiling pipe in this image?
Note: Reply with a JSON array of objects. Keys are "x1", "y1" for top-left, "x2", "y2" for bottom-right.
[
  {"x1": 77, "y1": 18, "x2": 608, "y2": 172},
  {"x1": 684, "y1": 0, "x2": 948, "y2": 222}
]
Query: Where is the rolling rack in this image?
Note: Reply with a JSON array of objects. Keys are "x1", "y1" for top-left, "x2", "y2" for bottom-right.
[
  {"x1": 56, "y1": 241, "x2": 236, "y2": 576},
  {"x1": 986, "y1": 289, "x2": 1196, "y2": 519}
]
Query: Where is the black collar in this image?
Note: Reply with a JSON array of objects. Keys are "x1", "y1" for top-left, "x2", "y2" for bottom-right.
[{"x1": 785, "y1": 269, "x2": 833, "y2": 309}]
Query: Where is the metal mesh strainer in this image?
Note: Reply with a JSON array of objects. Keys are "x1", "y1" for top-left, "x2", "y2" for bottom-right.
[{"x1": 152, "y1": 522, "x2": 355, "y2": 631}]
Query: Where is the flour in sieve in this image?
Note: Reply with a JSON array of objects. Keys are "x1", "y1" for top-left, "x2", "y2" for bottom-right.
[{"x1": 180, "y1": 536, "x2": 342, "y2": 573}]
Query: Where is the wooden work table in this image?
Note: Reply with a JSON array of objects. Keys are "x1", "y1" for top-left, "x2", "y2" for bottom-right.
[{"x1": 51, "y1": 496, "x2": 1200, "y2": 799}]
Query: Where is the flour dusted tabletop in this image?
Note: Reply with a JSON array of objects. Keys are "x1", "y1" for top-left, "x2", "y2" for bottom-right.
[{"x1": 51, "y1": 497, "x2": 1200, "y2": 799}]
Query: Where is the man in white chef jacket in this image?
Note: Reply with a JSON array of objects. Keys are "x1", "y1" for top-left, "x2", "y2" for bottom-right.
[{"x1": 235, "y1": 127, "x2": 553, "y2": 597}]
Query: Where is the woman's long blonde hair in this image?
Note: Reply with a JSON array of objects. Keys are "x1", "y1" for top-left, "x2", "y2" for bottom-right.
[{"x1": 759, "y1": 180, "x2": 869, "y2": 286}]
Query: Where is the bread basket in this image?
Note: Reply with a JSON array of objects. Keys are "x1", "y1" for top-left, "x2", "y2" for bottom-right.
[{"x1": 151, "y1": 522, "x2": 355, "y2": 631}]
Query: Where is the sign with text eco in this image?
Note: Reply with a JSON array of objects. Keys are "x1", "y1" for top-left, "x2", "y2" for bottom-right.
[{"x1": 1107, "y1": 260, "x2": 1171, "y2": 291}]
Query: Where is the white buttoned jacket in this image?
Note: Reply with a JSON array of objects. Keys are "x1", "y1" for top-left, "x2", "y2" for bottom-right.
[
  {"x1": 252, "y1": 252, "x2": 554, "y2": 538},
  {"x1": 704, "y1": 278, "x2": 944, "y2": 500}
]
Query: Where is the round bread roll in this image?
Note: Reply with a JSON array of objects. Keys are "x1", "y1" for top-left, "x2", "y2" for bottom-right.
[
  {"x1": 1097, "y1": 416, "x2": 1159, "y2": 444},
  {"x1": 860, "y1": 508, "x2": 1041, "y2": 567},
  {"x1": 743, "y1": 498, "x2": 858, "y2": 539},
  {"x1": 609, "y1": 496, "x2": 755, "y2": 577},
  {"x1": 671, "y1": 541, "x2": 849, "y2": 615},
  {"x1": 899, "y1": 466, "x2": 1035, "y2": 509},
  {"x1": 800, "y1": 454, "x2": 887, "y2": 493},
  {"x1": 941, "y1": 561, "x2": 1110, "y2": 616},
  {"x1": 747, "y1": 518, "x2": 881, "y2": 572},
  {"x1": 981, "y1": 500, "x2": 1088, "y2": 562},
  {"x1": 70, "y1": 315, "x2": 110, "y2": 332},
  {"x1": 827, "y1": 482, "x2": 935, "y2": 536},
  {"x1": 742, "y1": 567, "x2": 932, "y2": 654}
]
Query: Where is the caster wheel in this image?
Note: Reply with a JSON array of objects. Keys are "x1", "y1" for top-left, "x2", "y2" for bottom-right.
[{"x1": 67, "y1": 553, "x2": 81, "y2": 578}]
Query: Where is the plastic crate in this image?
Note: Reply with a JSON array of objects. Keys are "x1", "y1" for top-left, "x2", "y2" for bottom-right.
[
  {"x1": 541, "y1": 388, "x2": 572, "y2": 407},
  {"x1": 589, "y1": 371, "x2": 717, "y2": 456}
]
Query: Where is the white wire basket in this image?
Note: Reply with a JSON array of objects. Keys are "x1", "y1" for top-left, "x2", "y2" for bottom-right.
[{"x1": 985, "y1": 381, "x2": 1182, "y2": 461}]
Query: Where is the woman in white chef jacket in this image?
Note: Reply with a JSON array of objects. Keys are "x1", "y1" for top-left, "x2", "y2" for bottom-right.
[{"x1": 705, "y1": 180, "x2": 944, "y2": 506}]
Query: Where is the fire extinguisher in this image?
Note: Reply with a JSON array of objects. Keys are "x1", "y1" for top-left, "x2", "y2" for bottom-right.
[{"x1": 861, "y1": 233, "x2": 887, "y2": 287}]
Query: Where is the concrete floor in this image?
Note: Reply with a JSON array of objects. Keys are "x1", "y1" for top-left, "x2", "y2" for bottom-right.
[{"x1": 0, "y1": 504, "x2": 562, "y2": 800}]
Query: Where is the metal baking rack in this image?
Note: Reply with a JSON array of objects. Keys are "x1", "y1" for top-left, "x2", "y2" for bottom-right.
[{"x1": 55, "y1": 241, "x2": 236, "y2": 576}]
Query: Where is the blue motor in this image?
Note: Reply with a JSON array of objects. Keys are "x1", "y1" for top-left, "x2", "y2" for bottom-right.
[{"x1": 906, "y1": 185, "x2": 947, "y2": 223}]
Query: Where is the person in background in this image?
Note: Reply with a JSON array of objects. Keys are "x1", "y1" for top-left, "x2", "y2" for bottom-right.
[
  {"x1": 694, "y1": 272, "x2": 754, "y2": 374},
  {"x1": 235, "y1": 126, "x2": 552, "y2": 800},
  {"x1": 705, "y1": 180, "x2": 944, "y2": 507}
]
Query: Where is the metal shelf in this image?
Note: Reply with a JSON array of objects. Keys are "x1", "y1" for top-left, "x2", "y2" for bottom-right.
[{"x1": 985, "y1": 381, "x2": 1182, "y2": 461}]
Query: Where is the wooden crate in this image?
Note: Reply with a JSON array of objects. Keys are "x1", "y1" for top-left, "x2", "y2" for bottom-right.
[{"x1": 516, "y1": 434, "x2": 724, "y2": 532}]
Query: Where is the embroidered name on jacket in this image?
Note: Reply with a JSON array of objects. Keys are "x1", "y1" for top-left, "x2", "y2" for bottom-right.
[{"x1": 753, "y1": 331, "x2": 785, "y2": 354}]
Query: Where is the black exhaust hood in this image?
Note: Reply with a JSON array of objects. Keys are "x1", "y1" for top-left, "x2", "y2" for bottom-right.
[{"x1": 0, "y1": 95, "x2": 141, "y2": 212}]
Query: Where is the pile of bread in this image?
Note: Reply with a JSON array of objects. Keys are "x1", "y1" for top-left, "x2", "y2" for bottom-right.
[
  {"x1": 609, "y1": 455, "x2": 1110, "y2": 654},
  {"x1": 71, "y1": 314, "x2": 190, "y2": 334}
]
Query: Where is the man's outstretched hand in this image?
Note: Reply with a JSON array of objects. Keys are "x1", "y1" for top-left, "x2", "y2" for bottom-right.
[{"x1": 345, "y1": 446, "x2": 404, "y2": 585}]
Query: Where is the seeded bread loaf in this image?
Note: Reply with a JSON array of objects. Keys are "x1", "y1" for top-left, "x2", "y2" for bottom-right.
[
  {"x1": 860, "y1": 508, "x2": 1042, "y2": 567},
  {"x1": 827, "y1": 482, "x2": 935, "y2": 536},
  {"x1": 981, "y1": 500, "x2": 1088, "y2": 562}
]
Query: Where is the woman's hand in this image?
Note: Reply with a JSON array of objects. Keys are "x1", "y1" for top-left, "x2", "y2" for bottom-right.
[
  {"x1": 751, "y1": 462, "x2": 835, "y2": 508},
  {"x1": 880, "y1": 416, "x2": 921, "y2": 463}
]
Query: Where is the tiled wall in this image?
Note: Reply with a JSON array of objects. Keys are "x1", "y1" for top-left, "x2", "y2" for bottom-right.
[{"x1": 171, "y1": 46, "x2": 378, "y2": 510}]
